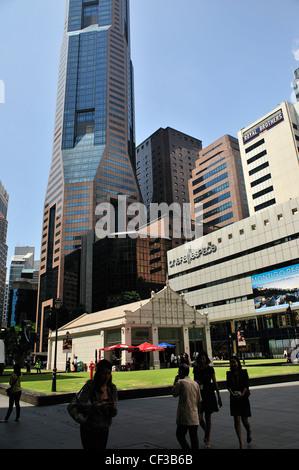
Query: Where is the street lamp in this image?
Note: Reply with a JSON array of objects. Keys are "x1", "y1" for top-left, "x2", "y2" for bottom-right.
[
  {"x1": 52, "y1": 298, "x2": 62, "y2": 392},
  {"x1": 191, "y1": 320, "x2": 196, "y2": 360},
  {"x1": 65, "y1": 331, "x2": 70, "y2": 372}
]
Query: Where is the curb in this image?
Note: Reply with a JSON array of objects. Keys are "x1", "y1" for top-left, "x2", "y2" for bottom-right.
[{"x1": 0, "y1": 373, "x2": 299, "y2": 406}]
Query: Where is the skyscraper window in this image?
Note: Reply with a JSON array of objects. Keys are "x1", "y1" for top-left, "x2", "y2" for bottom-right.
[
  {"x1": 83, "y1": 3, "x2": 99, "y2": 28},
  {"x1": 75, "y1": 110, "x2": 95, "y2": 144}
]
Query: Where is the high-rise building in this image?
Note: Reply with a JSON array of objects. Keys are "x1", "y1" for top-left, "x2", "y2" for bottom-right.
[
  {"x1": 8, "y1": 247, "x2": 35, "y2": 288},
  {"x1": 238, "y1": 101, "x2": 299, "y2": 216},
  {"x1": 63, "y1": 229, "x2": 167, "y2": 314},
  {"x1": 136, "y1": 127, "x2": 202, "y2": 215},
  {"x1": 2, "y1": 281, "x2": 9, "y2": 327},
  {"x1": 0, "y1": 180, "x2": 9, "y2": 326},
  {"x1": 36, "y1": 0, "x2": 140, "y2": 352},
  {"x1": 188, "y1": 135, "x2": 249, "y2": 231},
  {"x1": 6, "y1": 247, "x2": 39, "y2": 327},
  {"x1": 293, "y1": 68, "x2": 299, "y2": 102},
  {"x1": 8, "y1": 264, "x2": 39, "y2": 328}
]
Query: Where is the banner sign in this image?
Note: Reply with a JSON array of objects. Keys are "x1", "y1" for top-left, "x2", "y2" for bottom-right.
[
  {"x1": 243, "y1": 109, "x2": 284, "y2": 144},
  {"x1": 63, "y1": 338, "x2": 72, "y2": 353},
  {"x1": 251, "y1": 264, "x2": 299, "y2": 312}
]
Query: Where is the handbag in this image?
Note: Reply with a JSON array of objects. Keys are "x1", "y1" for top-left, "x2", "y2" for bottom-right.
[
  {"x1": 67, "y1": 386, "x2": 92, "y2": 425},
  {"x1": 6, "y1": 376, "x2": 19, "y2": 397}
]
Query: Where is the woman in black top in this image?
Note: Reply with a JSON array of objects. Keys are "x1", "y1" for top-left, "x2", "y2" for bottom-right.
[
  {"x1": 226, "y1": 356, "x2": 252, "y2": 449},
  {"x1": 77, "y1": 359, "x2": 117, "y2": 449},
  {"x1": 193, "y1": 352, "x2": 222, "y2": 448}
]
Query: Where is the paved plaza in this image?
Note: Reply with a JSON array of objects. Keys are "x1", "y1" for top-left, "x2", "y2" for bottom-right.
[{"x1": 0, "y1": 381, "x2": 298, "y2": 451}]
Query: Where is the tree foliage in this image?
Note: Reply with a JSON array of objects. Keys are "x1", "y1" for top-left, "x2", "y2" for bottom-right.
[
  {"x1": 113, "y1": 291, "x2": 141, "y2": 307},
  {"x1": 0, "y1": 320, "x2": 38, "y2": 366}
]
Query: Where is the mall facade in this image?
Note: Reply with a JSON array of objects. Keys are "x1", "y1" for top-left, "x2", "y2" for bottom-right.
[{"x1": 168, "y1": 197, "x2": 299, "y2": 359}]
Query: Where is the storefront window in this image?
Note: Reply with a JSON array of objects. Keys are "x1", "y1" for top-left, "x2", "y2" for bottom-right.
[
  {"x1": 131, "y1": 328, "x2": 150, "y2": 343},
  {"x1": 106, "y1": 328, "x2": 121, "y2": 345},
  {"x1": 189, "y1": 328, "x2": 203, "y2": 341}
]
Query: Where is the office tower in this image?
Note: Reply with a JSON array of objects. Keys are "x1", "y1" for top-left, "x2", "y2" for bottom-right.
[
  {"x1": 238, "y1": 101, "x2": 299, "y2": 216},
  {"x1": 2, "y1": 281, "x2": 9, "y2": 327},
  {"x1": 0, "y1": 181, "x2": 9, "y2": 326},
  {"x1": 8, "y1": 247, "x2": 35, "y2": 286},
  {"x1": 134, "y1": 128, "x2": 203, "y2": 294},
  {"x1": 8, "y1": 259, "x2": 39, "y2": 327},
  {"x1": 63, "y1": 229, "x2": 168, "y2": 314},
  {"x1": 188, "y1": 135, "x2": 249, "y2": 231},
  {"x1": 136, "y1": 127, "x2": 202, "y2": 215},
  {"x1": 293, "y1": 68, "x2": 299, "y2": 102},
  {"x1": 36, "y1": 0, "x2": 140, "y2": 352},
  {"x1": 6, "y1": 247, "x2": 38, "y2": 326}
]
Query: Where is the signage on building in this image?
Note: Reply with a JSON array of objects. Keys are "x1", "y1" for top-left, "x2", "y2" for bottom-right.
[
  {"x1": 251, "y1": 263, "x2": 299, "y2": 312},
  {"x1": 243, "y1": 109, "x2": 284, "y2": 144},
  {"x1": 169, "y1": 244, "x2": 217, "y2": 269}
]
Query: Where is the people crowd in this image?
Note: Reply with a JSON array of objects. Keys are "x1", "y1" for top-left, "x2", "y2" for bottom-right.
[
  {"x1": 1, "y1": 353, "x2": 252, "y2": 450},
  {"x1": 172, "y1": 351, "x2": 251, "y2": 449}
]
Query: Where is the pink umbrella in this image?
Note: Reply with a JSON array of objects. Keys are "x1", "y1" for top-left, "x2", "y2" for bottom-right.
[
  {"x1": 100, "y1": 343, "x2": 138, "y2": 352},
  {"x1": 137, "y1": 342, "x2": 165, "y2": 352}
]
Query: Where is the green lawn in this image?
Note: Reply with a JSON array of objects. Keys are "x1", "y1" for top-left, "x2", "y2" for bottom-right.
[{"x1": 0, "y1": 359, "x2": 298, "y2": 394}]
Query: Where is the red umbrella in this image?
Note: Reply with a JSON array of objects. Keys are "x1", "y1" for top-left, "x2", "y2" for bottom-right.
[
  {"x1": 100, "y1": 343, "x2": 138, "y2": 352},
  {"x1": 137, "y1": 342, "x2": 165, "y2": 352}
]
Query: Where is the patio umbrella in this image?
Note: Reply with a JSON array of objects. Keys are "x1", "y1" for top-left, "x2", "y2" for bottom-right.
[
  {"x1": 100, "y1": 343, "x2": 138, "y2": 352},
  {"x1": 156, "y1": 342, "x2": 175, "y2": 348},
  {"x1": 137, "y1": 342, "x2": 165, "y2": 352}
]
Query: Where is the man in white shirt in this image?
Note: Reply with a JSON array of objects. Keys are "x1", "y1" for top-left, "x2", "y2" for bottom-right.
[{"x1": 172, "y1": 363, "x2": 202, "y2": 449}]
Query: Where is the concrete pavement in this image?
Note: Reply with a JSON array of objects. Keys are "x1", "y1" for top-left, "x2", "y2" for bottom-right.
[{"x1": 0, "y1": 381, "x2": 298, "y2": 450}]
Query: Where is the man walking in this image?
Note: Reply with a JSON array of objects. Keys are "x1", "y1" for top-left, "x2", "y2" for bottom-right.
[{"x1": 173, "y1": 363, "x2": 202, "y2": 449}]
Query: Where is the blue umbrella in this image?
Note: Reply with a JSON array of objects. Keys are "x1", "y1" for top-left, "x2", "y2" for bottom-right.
[{"x1": 156, "y1": 342, "x2": 175, "y2": 348}]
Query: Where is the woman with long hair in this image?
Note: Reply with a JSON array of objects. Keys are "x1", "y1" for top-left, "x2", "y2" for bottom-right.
[
  {"x1": 226, "y1": 355, "x2": 252, "y2": 449},
  {"x1": 193, "y1": 351, "x2": 222, "y2": 448},
  {"x1": 77, "y1": 359, "x2": 118, "y2": 449},
  {"x1": 1, "y1": 363, "x2": 22, "y2": 423}
]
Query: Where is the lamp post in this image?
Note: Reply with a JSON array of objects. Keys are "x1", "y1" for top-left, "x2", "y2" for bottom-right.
[
  {"x1": 228, "y1": 334, "x2": 232, "y2": 360},
  {"x1": 52, "y1": 298, "x2": 62, "y2": 392},
  {"x1": 65, "y1": 331, "x2": 70, "y2": 372},
  {"x1": 191, "y1": 320, "x2": 196, "y2": 360}
]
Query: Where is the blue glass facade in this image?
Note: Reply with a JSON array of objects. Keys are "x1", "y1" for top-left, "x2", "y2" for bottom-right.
[
  {"x1": 60, "y1": 0, "x2": 136, "y2": 183},
  {"x1": 62, "y1": 29, "x2": 108, "y2": 183}
]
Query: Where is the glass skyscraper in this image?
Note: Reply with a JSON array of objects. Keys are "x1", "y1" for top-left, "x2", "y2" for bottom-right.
[{"x1": 36, "y1": 0, "x2": 140, "y2": 351}]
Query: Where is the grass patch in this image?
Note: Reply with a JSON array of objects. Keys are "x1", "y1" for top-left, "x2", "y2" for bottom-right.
[{"x1": 0, "y1": 360, "x2": 297, "y2": 395}]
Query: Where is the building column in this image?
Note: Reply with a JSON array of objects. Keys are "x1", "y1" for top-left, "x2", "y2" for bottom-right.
[
  {"x1": 99, "y1": 330, "x2": 105, "y2": 360},
  {"x1": 231, "y1": 320, "x2": 237, "y2": 355},
  {"x1": 204, "y1": 324, "x2": 212, "y2": 360},
  {"x1": 121, "y1": 326, "x2": 132, "y2": 365},
  {"x1": 47, "y1": 334, "x2": 53, "y2": 370},
  {"x1": 152, "y1": 325, "x2": 160, "y2": 368},
  {"x1": 183, "y1": 325, "x2": 190, "y2": 356}
]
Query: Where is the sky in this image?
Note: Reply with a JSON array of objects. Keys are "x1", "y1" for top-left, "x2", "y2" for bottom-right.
[{"x1": 0, "y1": 0, "x2": 299, "y2": 270}]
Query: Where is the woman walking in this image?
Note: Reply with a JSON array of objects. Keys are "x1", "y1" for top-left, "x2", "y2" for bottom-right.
[
  {"x1": 76, "y1": 359, "x2": 118, "y2": 449},
  {"x1": 226, "y1": 356, "x2": 252, "y2": 449},
  {"x1": 193, "y1": 351, "x2": 222, "y2": 448},
  {"x1": 1, "y1": 363, "x2": 22, "y2": 423}
]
